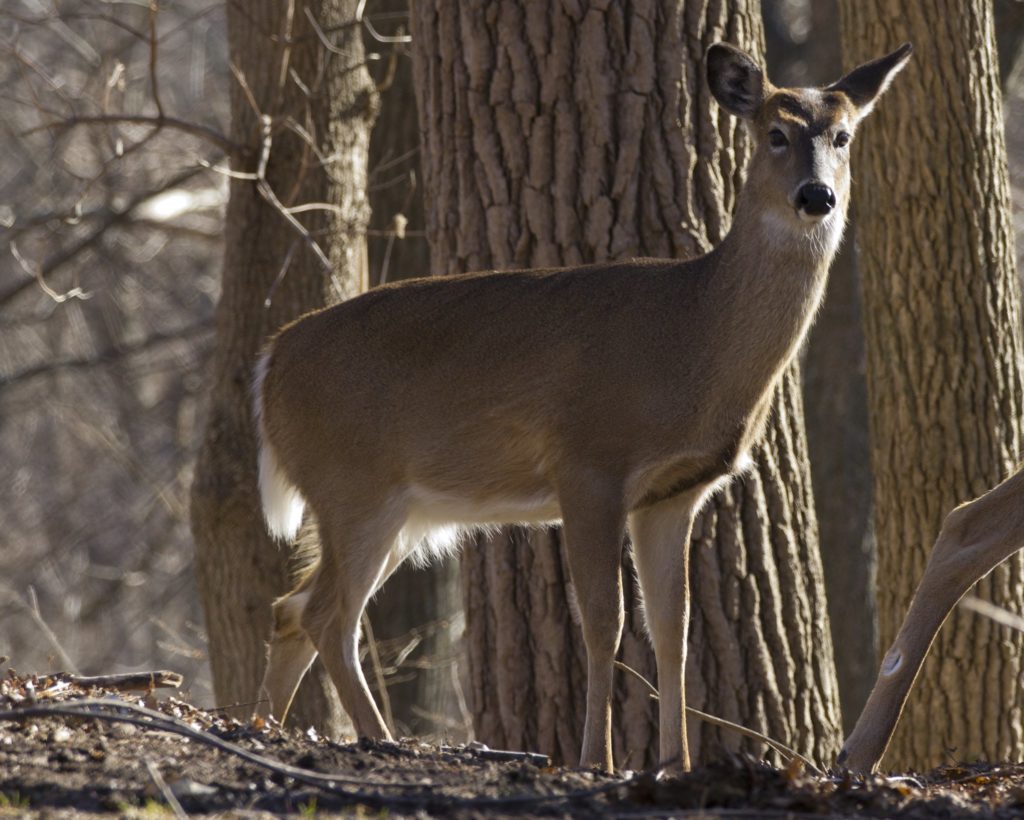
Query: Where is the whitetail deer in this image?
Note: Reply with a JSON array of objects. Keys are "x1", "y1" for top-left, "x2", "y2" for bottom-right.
[
  {"x1": 252, "y1": 42, "x2": 912, "y2": 773},
  {"x1": 838, "y1": 462, "x2": 1024, "y2": 772}
]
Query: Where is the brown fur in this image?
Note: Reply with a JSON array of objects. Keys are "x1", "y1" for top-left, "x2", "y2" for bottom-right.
[
  {"x1": 254, "y1": 42, "x2": 912, "y2": 773},
  {"x1": 840, "y1": 461, "x2": 1024, "y2": 772}
]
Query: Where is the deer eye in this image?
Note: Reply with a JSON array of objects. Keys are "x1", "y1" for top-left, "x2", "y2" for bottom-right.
[
  {"x1": 834, "y1": 131, "x2": 851, "y2": 148},
  {"x1": 768, "y1": 128, "x2": 789, "y2": 148}
]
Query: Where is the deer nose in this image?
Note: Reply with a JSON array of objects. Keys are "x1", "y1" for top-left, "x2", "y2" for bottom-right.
[{"x1": 796, "y1": 183, "x2": 836, "y2": 216}]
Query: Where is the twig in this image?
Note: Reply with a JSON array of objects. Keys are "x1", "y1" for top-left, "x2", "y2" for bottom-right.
[
  {"x1": 450, "y1": 660, "x2": 473, "y2": 739},
  {"x1": 0, "y1": 319, "x2": 213, "y2": 387},
  {"x1": 466, "y1": 745, "x2": 549, "y2": 766},
  {"x1": 250, "y1": 113, "x2": 331, "y2": 271},
  {"x1": 613, "y1": 661, "x2": 822, "y2": 776},
  {"x1": 0, "y1": 699, "x2": 640, "y2": 809},
  {"x1": 229, "y1": 61, "x2": 261, "y2": 121},
  {"x1": 59, "y1": 671, "x2": 183, "y2": 691},
  {"x1": 145, "y1": 760, "x2": 188, "y2": 820},
  {"x1": 304, "y1": 6, "x2": 347, "y2": 56},
  {"x1": 10, "y1": 243, "x2": 90, "y2": 304},
  {"x1": 263, "y1": 240, "x2": 300, "y2": 308},
  {"x1": 360, "y1": 612, "x2": 395, "y2": 737},
  {"x1": 22, "y1": 114, "x2": 239, "y2": 156},
  {"x1": 355, "y1": 0, "x2": 410, "y2": 45},
  {"x1": 148, "y1": 2, "x2": 164, "y2": 120},
  {"x1": 1, "y1": 165, "x2": 209, "y2": 308},
  {"x1": 20, "y1": 587, "x2": 79, "y2": 674},
  {"x1": 960, "y1": 595, "x2": 1024, "y2": 632}
]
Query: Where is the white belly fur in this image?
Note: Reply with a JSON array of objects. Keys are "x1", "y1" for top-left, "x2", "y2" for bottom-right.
[{"x1": 398, "y1": 484, "x2": 562, "y2": 568}]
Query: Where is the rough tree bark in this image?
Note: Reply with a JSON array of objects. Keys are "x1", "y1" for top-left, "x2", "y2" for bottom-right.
[
  {"x1": 412, "y1": 1, "x2": 841, "y2": 768},
  {"x1": 363, "y1": 0, "x2": 464, "y2": 739},
  {"x1": 191, "y1": 0, "x2": 377, "y2": 732},
  {"x1": 838, "y1": 0, "x2": 1024, "y2": 769},
  {"x1": 763, "y1": 0, "x2": 877, "y2": 734}
]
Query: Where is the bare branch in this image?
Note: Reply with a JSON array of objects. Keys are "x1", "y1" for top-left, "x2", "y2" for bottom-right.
[
  {"x1": 0, "y1": 699, "x2": 645, "y2": 810},
  {"x1": 263, "y1": 240, "x2": 300, "y2": 309},
  {"x1": 148, "y1": 1, "x2": 165, "y2": 120},
  {"x1": 360, "y1": 612, "x2": 396, "y2": 737},
  {"x1": 10, "y1": 242, "x2": 91, "y2": 304},
  {"x1": 22, "y1": 114, "x2": 240, "y2": 156},
  {"x1": 0, "y1": 319, "x2": 212, "y2": 387},
  {"x1": 57, "y1": 671, "x2": 184, "y2": 691},
  {"x1": 960, "y1": 595, "x2": 1024, "y2": 632},
  {"x1": 145, "y1": 760, "x2": 189, "y2": 820},
  {"x1": 0, "y1": 165, "x2": 208, "y2": 308}
]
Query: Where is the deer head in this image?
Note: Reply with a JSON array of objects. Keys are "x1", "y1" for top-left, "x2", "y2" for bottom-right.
[{"x1": 707, "y1": 42, "x2": 912, "y2": 241}]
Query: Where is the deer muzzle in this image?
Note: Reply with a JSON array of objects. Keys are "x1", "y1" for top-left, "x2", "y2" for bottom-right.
[{"x1": 796, "y1": 182, "x2": 836, "y2": 217}]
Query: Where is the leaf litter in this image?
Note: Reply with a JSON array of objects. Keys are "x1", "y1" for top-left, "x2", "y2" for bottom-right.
[{"x1": 2, "y1": 669, "x2": 1023, "y2": 817}]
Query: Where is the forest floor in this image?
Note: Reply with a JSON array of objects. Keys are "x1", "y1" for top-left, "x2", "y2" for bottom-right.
[{"x1": 2, "y1": 672, "x2": 1023, "y2": 817}]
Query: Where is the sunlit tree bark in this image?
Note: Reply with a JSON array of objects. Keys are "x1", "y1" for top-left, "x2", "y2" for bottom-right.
[{"x1": 412, "y1": 0, "x2": 841, "y2": 767}]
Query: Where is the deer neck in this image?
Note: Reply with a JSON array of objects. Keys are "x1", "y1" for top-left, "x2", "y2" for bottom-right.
[{"x1": 705, "y1": 192, "x2": 846, "y2": 392}]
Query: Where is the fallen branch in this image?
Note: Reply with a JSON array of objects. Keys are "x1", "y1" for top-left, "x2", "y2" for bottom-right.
[
  {"x1": 0, "y1": 698, "x2": 639, "y2": 810},
  {"x1": 59, "y1": 670, "x2": 183, "y2": 691}
]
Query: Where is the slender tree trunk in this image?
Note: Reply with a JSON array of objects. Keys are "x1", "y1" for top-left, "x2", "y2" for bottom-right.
[
  {"x1": 363, "y1": 0, "x2": 464, "y2": 740},
  {"x1": 191, "y1": 0, "x2": 377, "y2": 732},
  {"x1": 838, "y1": 0, "x2": 1024, "y2": 769},
  {"x1": 412, "y1": 0, "x2": 841, "y2": 768}
]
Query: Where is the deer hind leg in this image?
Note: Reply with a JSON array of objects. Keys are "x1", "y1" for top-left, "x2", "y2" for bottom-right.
[
  {"x1": 257, "y1": 570, "x2": 320, "y2": 723},
  {"x1": 629, "y1": 493, "x2": 698, "y2": 773},
  {"x1": 560, "y1": 485, "x2": 627, "y2": 772},
  {"x1": 296, "y1": 507, "x2": 409, "y2": 741}
]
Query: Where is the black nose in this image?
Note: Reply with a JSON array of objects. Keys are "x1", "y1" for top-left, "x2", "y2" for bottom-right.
[{"x1": 797, "y1": 183, "x2": 836, "y2": 216}]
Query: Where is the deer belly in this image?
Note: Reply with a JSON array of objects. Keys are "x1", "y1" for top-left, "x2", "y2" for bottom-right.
[
  {"x1": 396, "y1": 484, "x2": 561, "y2": 569},
  {"x1": 406, "y1": 483, "x2": 561, "y2": 527}
]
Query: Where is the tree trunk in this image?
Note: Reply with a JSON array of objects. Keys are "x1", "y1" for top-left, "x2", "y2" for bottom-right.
[
  {"x1": 763, "y1": 0, "x2": 877, "y2": 734},
  {"x1": 191, "y1": 0, "x2": 377, "y2": 732},
  {"x1": 363, "y1": 0, "x2": 465, "y2": 740},
  {"x1": 412, "y1": 0, "x2": 841, "y2": 768},
  {"x1": 838, "y1": 0, "x2": 1024, "y2": 769}
]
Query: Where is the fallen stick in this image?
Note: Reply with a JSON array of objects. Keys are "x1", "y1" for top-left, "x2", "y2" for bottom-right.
[{"x1": 58, "y1": 671, "x2": 183, "y2": 691}]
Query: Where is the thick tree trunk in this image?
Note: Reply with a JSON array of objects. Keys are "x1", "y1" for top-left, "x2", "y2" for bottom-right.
[
  {"x1": 412, "y1": 0, "x2": 841, "y2": 768},
  {"x1": 191, "y1": 0, "x2": 377, "y2": 732},
  {"x1": 763, "y1": 0, "x2": 877, "y2": 733},
  {"x1": 838, "y1": 0, "x2": 1024, "y2": 769},
  {"x1": 363, "y1": 0, "x2": 464, "y2": 740}
]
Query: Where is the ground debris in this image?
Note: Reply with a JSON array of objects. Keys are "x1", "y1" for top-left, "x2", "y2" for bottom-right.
[{"x1": 2, "y1": 670, "x2": 1024, "y2": 816}]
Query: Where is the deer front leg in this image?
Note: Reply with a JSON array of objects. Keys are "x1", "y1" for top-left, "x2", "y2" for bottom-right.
[
  {"x1": 839, "y1": 467, "x2": 1024, "y2": 772},
  {"x1": 560, "y1": 485, "x2": 627, "y2": 772},
  {"x1": 629, "y1": 494, "x2": 697, "y2": 773}
]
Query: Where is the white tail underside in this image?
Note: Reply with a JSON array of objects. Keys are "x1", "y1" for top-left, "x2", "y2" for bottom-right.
[{"x1": 253, "y1": 351, "x2": 306, "y2": 541}]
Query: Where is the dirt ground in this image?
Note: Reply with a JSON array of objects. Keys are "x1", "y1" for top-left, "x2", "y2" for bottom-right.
[{"x1": 2, "y1": 671, "x2": 1024, "y2": 817}]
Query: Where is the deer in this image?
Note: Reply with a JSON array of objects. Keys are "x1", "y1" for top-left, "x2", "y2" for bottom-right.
[
  {"x1": 251, "y1": 41, "x2": 912, "y2": 774},
  {"x1": 838, "y1": 461, "x2": 1024, "y2": 773}
]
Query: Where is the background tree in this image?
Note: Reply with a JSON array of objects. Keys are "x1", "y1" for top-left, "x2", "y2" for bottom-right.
[
  {"x1": 191, "y1": 0, "x2": 377, "y2": 732},
  {"x1": 362, "y1": 0, "x2": 465, "y2": 739},
  {"x1": 412, "y1": 0, "x2": 841, "y2": 767},
  {"x1": 838, "y1": 0, "x2": 1024, "y2": 769},
  {"x1": 762, "y1": 0, "x2": 876, "y2": 733},
  {"x1": 0, "y1": 0, "x2": 226, "y2": 698}
]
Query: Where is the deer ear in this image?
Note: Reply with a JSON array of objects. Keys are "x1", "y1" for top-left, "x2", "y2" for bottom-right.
[
  {"x1": 706, "y1": 43, "x2": 768, "y2": 119},
  {"x1": 828, "y1": 43, "x2": 913, "y2": 119}
]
